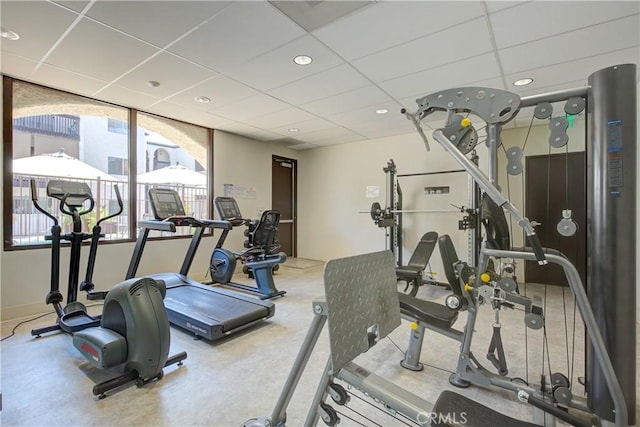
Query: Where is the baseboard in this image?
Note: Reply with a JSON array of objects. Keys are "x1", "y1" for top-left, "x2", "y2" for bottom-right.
[{"x1": 1, "y1": 302, "x2": 51, "y2": 322}]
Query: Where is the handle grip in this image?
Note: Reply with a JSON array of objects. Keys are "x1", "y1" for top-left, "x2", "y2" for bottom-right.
[{"x1": 527, "y1": 233, "x2": 548, "y2": 265}]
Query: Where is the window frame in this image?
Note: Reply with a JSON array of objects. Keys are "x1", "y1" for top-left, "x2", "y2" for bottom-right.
[{"x1": 3, "y1": 76, "x2": 214, "y2": 251}]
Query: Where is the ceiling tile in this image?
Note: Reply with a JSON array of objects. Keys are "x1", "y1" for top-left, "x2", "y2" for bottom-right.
[
  {"x1": 300, "y1": 85, "x2": 393, "y2": 116},
  {"x1": 212, "y1": 93, "x2": 291, "y2": 122},
  {"x1": 167, "y1": 1, "x2": 305, "y2": 73},
  {"x1": 164, "y1": 75, "x2": 259, "y2": 110},
  {"x1": 499, "y1": 15, "x2": 640, "y2": 74},
  {"x1": 0, "y1": 52, "x2": 37, "y2": 78},
  {"x1": 268, "y1": 64, "x2": 371, "y2": 105},
  {"x1": 248, "y1": 108, "x2": 318, "y2": 130},
  {"x1": 109, "y1": 52, "x2": 217, "y2": 99},
  {"x1": 313, "y1": 1, "x2": 484, "y2": 61},
  {"x1": 311, "y1": 134, "x2": 365, "y2": 146},
  {"x1": 379, "y1": 53, "x2": 502, "y2": 100},
  {"x1": 31, "y1": 63, "x2": 109, "y2": 97},
  {"x1": 227, "y1": 35, "x2": 344, "y2": 91},
  {"x1": 219, "y1": 122, "x2": 267, "y2": 137},
  {"x1": 288, "y1": 142, "x2": 318, "y2": 150},
  {"x1": 325, "y1": 100, "x2": 401, "y2": 126},
  {"x1": 270, "y1": 117, "x2": 337, "y2": 136},
  {"x1": 145, "y1": 101, "x2": 234, "y2": 129},
  {"x1": 85, "y1": 1, "x2": 231, "y2": 48},
  {"x1": 345, "y1": 114, "x2": 415, "y2": 138},
  {"x1": 506, "y1": 47, "x2": 639, "y2": 95},
  {"x1": 51, "y1": 1, "x2": 89, "y2": 13},
  {"x1": 242, "y1": 129, "x2": 284, "y2": 142},
  {"x1": 490, "y1": 1, "x2": 640, "y2": 49},
  {"x1": 294, "y1": 126, "x2": 364, "y2": 143},
  {"x1": 45, "y1": 18, "x2": 159, "y2": 83},
  {"x1": 352, "y1": 17, "x2": 494, "y2": 82},
  {"x1": 0, "y1": 1, "x2": 78, "y2": 61},
  {"x1": 94, "y1": 84, "x2": 161, "y2": 110},
  {"x1": 485, "y1": 1, "x2": 529, "y2": 14}
]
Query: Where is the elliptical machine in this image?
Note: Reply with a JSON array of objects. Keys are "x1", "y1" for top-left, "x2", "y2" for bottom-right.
[
  {"x1": 29, "y1": 179, "x2": 187, "y2": 398},
  {"x1": 210, "y1": 197, "x2": 286, "y2": 299},
  {"x1": 30, "y1": 179, "x2": 124, "y2": 335}
]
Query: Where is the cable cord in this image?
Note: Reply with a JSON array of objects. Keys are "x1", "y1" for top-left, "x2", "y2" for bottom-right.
[
  {"x1": 0, "y1": 302, "x2": 104, "y2": 341},
  {"x1": 1, "y1": 311, "x2": 55, "y2": 341},
  {"x1": 345, "y1": 391, "x2": 414, "y2": 427}
]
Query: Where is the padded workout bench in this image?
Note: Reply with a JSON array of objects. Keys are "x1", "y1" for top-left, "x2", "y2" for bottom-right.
[
  {"x1": 396, "y1": 231, "x2": 438, "y2": 296},
  {"x1": 399, "y1": 234, "x2": 466, "y2": 371}
]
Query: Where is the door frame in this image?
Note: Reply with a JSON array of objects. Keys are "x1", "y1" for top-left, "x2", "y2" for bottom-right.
[{"x1": 272, "y1": 155, "x2": 297, "y2": 257}]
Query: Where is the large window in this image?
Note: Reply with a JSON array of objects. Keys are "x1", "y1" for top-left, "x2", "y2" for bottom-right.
[
  {"x1": 136, "y1": 112, "x2": 209, "y2": 237},
  {"x1": 4, "y1": 78, "x2": 211, "y2": 248}
]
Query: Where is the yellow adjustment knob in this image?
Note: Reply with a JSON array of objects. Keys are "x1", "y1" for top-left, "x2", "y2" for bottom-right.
[
  {"x1": 410, "y1": 322, "x2": 418, "y2": 330},
  {"x1": 480, "y1": 273, "x2": 491, "y2": 283},
  {"x1": 464, "y1": 284, "x2": 473, "y2": 292},
  {"x1": 461, "y1": 118, "x2": 471, "y2": 127}
]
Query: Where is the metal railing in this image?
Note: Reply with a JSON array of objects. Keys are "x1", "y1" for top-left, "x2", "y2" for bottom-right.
[
  {"x1": 13, "y1": 115, "x2": 80, "y2": 140},
  {"x1": 11, "y1": 173, "x2": 208, "y2": 245}
]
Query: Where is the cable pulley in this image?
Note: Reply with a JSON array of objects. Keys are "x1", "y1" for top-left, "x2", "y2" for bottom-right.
[
  {"x1": 557, "y1": 209, "x2": 578, "y2": 237},
  {"x1": 534, "y1": 102, "x2": 553, "y2": 119},
  {"x1": 564, "y1": 97, "x2": 585, "y2": 115},
  {"x1": 549, "y1": 117, "x2": 569, "y2": 148}
]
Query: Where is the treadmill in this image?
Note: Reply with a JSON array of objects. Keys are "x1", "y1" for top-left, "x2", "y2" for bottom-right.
[{"x1": 125, "y1": 188, "x2": 275, "y2": 341}]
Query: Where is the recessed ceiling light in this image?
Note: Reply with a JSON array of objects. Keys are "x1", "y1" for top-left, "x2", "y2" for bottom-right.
[
  {"x1": 288, "y1": 128, "x2": 300, "y2": 133},
  {"x1": 293, "y1": 55, "x2": 313, "y2": 66},
  {"x1": 375, "y1": 108, "x2": 388, "y2": 114},
  {"x1": 147, "y1": 80, "x2": 160, "y2": 88},
  {"x1": 513, "y1": 78, "x2": 534, "y2": 86},
  {"x1": 1, "y1": 27, "x2": 19, "y2": 41},
  {"x1": 194, "y1": 96, "x2": 211, "y2": 104}
]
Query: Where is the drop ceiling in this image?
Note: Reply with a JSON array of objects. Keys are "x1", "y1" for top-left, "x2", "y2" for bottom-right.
[{"x1": 1, "y1": 1, "x2": 638, "y2": 150}]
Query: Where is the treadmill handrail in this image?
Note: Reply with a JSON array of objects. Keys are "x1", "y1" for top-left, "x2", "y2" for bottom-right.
[
  {"x1": 138, "y1": 220, "x2": 176, "y2": 232},
  {"x1": 138, "y1": 217, "x2": 232, "y2": 231}
]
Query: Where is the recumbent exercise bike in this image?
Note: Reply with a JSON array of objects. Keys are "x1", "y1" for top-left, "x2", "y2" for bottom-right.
[
  {"x1": 30, "y1": 179, "x2": 186, "y2": 398},
  {"x1": 210, "y1": 196, "x2": 286, "y2": 299}
]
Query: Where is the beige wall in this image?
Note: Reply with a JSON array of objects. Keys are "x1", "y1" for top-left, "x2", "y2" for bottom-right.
[
  {"x1": 13, "y1": 131, "x2": 79, "y2": 159},
  {"x1": 296, "y1": 132, "x2": 486, "y2": 280}
]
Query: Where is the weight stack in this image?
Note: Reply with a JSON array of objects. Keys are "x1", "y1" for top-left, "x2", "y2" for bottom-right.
[{"x1": 586, "y1": 63, "x2": 636, "y2": 424}]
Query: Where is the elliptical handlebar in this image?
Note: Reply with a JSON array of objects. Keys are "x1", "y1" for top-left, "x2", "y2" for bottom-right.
[
  {"x1": 30, "y1": 179, "x2": 58, "y2": 226},
  {"x1": 97, "y1": 184, "x2": 123, "y2": 227},
  {"x1": 58, "y1": 192, "x2": 94, "y2": 218}
]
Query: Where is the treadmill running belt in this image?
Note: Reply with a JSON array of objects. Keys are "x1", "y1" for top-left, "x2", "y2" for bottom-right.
[{"x1": 165, "y1": 285, "x2": 270, "y2": 332}]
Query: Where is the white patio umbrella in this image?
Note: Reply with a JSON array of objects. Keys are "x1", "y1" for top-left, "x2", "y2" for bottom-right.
[
  {"x1": 137, "y1": 164, "x2": 206, "y2": 187},
  {"x1": 13, "y1": 151, "x2": 117, "y2": 180}
]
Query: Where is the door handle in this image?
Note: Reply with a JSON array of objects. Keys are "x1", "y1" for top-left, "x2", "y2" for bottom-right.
[{"x1": 531, "y1": 221, "x2": 542, "y2": 227}]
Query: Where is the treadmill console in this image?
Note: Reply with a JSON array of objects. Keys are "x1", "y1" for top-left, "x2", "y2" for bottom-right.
[
  {"x1": 149, "y1": 188, "x2": 186, "y2": 220},
  {"x1": 215, "y1": 197, "x2": 242, "y2": 220}
]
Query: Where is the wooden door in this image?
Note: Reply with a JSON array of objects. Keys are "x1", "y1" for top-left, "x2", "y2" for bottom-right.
[
  {"x1": 272, "y1": 156, "x2": 296, "y2": 256},
  {"x1": 524, "y1": 152, "x2": 586, "y2": 286}
]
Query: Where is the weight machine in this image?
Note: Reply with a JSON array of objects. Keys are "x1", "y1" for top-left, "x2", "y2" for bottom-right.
[
  {"x1": 244, "y1": 64, "x2": 634, "y2": 427},
  {"x1": 368, "y1": 159, "x2": 481, "y2": 294},
  {"x1": 243, "y1": 250, "x2": 622, "y2": 427},
  {"x1": 400, "y1": 63, "x2": 635, "y2": 426}
]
